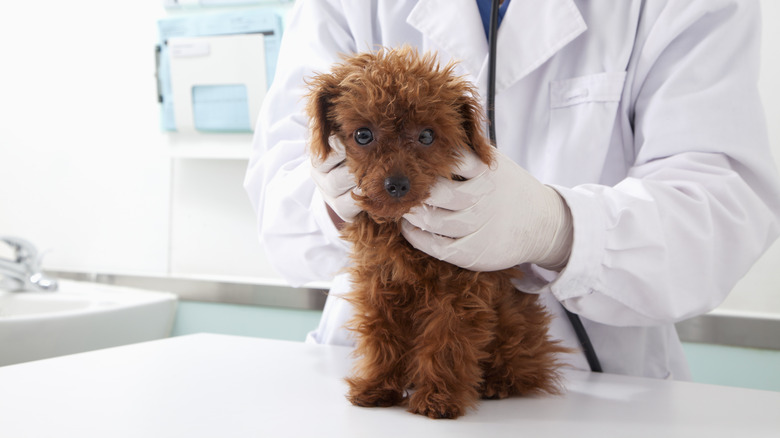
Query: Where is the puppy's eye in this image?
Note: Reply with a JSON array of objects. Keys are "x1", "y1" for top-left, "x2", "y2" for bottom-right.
[
  {"x1": 418, "y1": 129, "x2": 435, "y2": 146},
  {"x1": 354, "y1": 128, "x2": 374, "y2": 145}
]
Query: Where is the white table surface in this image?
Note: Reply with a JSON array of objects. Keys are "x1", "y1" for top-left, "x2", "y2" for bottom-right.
[{"x1": 1, "y1": 333, "x2": 778, "y2": 437}]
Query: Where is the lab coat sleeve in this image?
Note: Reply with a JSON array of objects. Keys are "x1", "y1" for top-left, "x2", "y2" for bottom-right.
[
  {"x1": 243, "y1": 0, "x2": 356, "y2": 286},
  {"x1": 546, "y1": 0, "x2": 780, "y2": 326}
]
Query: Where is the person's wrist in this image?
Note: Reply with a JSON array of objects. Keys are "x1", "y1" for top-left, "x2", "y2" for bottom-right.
[
  {"x1": 533, "y1": 187, "x2": 573, "y2": 271},
  {"x1": 326, "y1": 203, "x2": 347, "y2": 230}
]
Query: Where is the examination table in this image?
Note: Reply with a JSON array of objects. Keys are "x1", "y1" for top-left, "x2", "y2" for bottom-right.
[{"x1": 1, "y1": 333, "x2": 778, "y2": 437}]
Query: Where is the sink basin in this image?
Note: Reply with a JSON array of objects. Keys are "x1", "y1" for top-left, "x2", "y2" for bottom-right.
[{"x1": 0, "y1": 279, "x2": 178, "y2": 367}]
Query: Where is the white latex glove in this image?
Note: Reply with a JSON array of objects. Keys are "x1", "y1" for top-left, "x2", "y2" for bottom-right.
[
  {"x1": 310, "y1": 136, "x2": 361, "y2": 222},
  {"x1": 401, "y1": 149, "x2": 573, "y2": 272}
]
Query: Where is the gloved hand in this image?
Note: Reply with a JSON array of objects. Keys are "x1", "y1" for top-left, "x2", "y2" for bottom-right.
[
  {"x1": 310, "y1": 136, "x2": 361, "y2": 222},
  {"x1": 400, "y1": 149, "x2": 573, "y2": 272}
]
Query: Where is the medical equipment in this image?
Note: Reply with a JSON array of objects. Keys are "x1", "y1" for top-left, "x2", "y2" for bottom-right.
[
  {"x1": 156, "y1": 10, "x2": 282, "y2": 132},
  {"x1": 486, "y1": 0, "x2": 602, "y2": 373}
]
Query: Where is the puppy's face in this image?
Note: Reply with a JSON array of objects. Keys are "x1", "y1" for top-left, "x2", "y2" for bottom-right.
[{"x1": 306, "y1": 48, "x2": 493, "y2": 222}]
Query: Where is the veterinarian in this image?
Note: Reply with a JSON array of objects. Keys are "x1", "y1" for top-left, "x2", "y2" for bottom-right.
[{"x1": 244, "y1": 0, "x2": 780, "y2": 380}]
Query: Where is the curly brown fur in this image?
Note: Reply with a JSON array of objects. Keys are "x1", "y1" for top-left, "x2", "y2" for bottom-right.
[{"x1": 306, "y1": 47, "x2": 567, "y2": 419}]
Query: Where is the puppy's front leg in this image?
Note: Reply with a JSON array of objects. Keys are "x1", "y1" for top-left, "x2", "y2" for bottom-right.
[
  {"x1": 480, "y1": 289, "x2": 565, "y2": 399},
  {"x1": 345, "y1": 298, "x2": 409, "y2": 408},
  {"x1": 406, "y1": 291, "x2": 494, "y2": 419}
]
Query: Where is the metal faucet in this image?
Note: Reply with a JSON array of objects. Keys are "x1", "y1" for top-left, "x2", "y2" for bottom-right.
[{"x1": 0, "y1": 236, "x2": 58, "y2": 292}]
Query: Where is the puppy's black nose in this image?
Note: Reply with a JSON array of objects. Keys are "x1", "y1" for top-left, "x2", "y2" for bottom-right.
[{"x1": 384, "y1": 176, "x2": 410, "y2": 198}]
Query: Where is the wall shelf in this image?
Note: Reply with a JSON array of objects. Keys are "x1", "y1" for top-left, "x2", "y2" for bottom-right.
[{"x1": 165, "y1": 132, "x2": 254, "y2": 159}]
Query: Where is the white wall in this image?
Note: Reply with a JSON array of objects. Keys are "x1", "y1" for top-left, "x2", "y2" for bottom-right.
[
  {"x1": 0, "y1": 1, "x2": 284, "y2": 280},
  {"x1": 720, "y1": 0, "x2": 780, "y2": 314},
  {"x1": 0, "y1": 1, "x2": 171, "y2": 274},
  {"x1": 0, "y1": 1, "x2": 778, "y2": 312}
]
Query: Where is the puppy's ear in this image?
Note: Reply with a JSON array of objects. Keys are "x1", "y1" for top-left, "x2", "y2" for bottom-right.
[
  {"x1": 305, "y1": 73, "x2": 341, "y2": 162},
  {"x1": 458, "y1": 94, "x2": 495, "y2": 165}
]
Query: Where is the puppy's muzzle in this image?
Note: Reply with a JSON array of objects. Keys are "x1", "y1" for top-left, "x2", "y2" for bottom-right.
[{"x1": 384, "y1": 175, "x2": 410, "y2": 198}]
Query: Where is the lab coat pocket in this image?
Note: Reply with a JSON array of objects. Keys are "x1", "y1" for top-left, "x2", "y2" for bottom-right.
[{"x1": 547, "y1": 72, "x2": 627, "y2": 186}]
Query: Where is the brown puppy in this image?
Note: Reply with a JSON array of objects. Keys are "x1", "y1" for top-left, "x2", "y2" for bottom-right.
[{"x1": 306, "y1": 47, "x2": 565, "y2": 419}]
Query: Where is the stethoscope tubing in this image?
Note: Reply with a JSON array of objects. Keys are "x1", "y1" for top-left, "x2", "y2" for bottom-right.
[{"x1": 486, "y1": 0, "x2": 602, "y2": 373}]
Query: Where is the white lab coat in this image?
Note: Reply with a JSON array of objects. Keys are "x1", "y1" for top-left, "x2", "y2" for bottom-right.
[{"x1": 244, "y1": 0, "x2": 780, "y2": 379}]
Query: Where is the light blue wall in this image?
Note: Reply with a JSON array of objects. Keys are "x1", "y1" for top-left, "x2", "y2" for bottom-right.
[
  {"x1": 682, "y1": 343, "x2": 780, "y2": 392},
  {"x1": 171, "y1": 301, "x2": 322, "y2": 342}
]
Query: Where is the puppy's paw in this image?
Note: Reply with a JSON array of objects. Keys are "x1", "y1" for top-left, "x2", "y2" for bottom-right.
[
  {"x1": 479, "y1": 378, "x2": 513, "y2": 400},
  {"x1": 346, "y1": 378, "x2": 404, "y2": 408},
  {"x1": 407, "y1": 391, "x2": 465, "y2": 419}
]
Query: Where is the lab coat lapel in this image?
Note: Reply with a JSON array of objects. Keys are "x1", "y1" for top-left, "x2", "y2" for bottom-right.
[
  {"x1": 495, "y1": 0, "x2": 587, "y2": 91},
  {"x1": 408, "y1": 0, "x2": 587, "y2": 93},
  {"x1": 406, "y1": 0, "x2": 488, "y2": 78}
]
